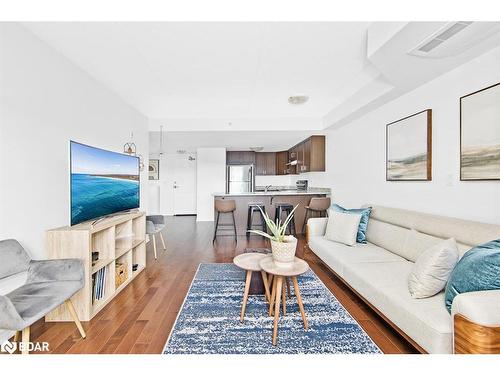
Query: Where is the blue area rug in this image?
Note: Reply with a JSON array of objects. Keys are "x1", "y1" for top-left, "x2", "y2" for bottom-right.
[{"x1": 163, "y1": 263, "x2": 381, "y2": 354}]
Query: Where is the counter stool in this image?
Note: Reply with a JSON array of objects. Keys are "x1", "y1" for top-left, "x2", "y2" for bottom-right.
[
  {"x1": 247, "y1": 203, "x2": 267, "y2": 238},
  {"x1": 213, "y1": 199, "x2": 237, "y2": 243},
  {"x1": 302, "y1": 197, "x2": 331, "y2": 233},
  {"x1": 274, "y1": 203, "x2": 296, "y2": 236}
]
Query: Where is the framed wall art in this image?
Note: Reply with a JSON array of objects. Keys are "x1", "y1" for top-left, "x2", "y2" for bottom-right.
[
  {"x1": 460, "y1": 82, "x2": 500, "y2": 181},
  {"x1": 149, "y1": 159, "x2": 160, "y2": 180},
  {"x1": 386, "y1": 109, "x2": 432, "y2": 181}
]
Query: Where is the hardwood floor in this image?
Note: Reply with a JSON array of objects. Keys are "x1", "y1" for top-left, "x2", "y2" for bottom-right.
[{"x1": 26, "y1": 215, "x2": 418, "y2": 354}]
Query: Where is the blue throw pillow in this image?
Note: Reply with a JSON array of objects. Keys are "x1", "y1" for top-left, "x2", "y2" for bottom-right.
[
  {"x1": 330, "y1": 204, "x2": 372, "y2": 243},
  {"x1": 444, "y1": 239, "x2": 500, "y2": 313}
]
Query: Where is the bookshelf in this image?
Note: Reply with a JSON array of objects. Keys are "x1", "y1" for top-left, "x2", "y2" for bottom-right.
[{"x1": 45, "y1": 211, "x2": 147, "y2": 322}]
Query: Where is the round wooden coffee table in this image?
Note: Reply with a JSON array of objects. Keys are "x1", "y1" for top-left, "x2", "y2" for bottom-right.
[
  {"x1": 233, "y1": 253, "x2": 272, "y2": 322},
  {"x1": 260, "y1": 256, "x2": 309, "y2": 346}
]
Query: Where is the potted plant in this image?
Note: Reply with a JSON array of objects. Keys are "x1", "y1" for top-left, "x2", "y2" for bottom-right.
[{"x1": 248, "y1": 205, "x2": 298, "y2": 267}]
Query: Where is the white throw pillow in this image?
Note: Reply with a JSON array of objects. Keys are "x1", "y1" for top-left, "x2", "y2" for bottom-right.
[
  {"x1": 408, "y1": 238, "x2": 459, "y2": 299},
  {"x1": 324, "y1": 211, "x2": 362, "y2": 246}
]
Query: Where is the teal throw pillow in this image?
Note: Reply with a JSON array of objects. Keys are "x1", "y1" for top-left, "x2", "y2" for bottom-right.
[{"x1": 444, "y1": 239, "x2": 500, "y2": 313}]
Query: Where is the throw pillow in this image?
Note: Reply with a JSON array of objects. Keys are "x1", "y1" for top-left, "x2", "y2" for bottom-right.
[
  {"x1": 444, "y1": 239, "x2": 500, "y2": 312},
  {"x1": 330, "y1": 204, "x2": 372, "y2": 243},
  {"x1": 324, "y1": 211, "x2": 362, "y2": 246},
  {"x1": 408, "y1": 238, "x2": 459, "y2": 298}
]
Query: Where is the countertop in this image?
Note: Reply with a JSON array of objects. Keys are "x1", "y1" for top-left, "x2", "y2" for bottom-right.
[{"x1": 213, "y1": 188, "x2": 330, "y2": 197}]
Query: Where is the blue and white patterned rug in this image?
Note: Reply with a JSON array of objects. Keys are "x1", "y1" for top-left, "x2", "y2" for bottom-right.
[{"x1": 163, "y1": 263, "x2": 381, "y2": 354}]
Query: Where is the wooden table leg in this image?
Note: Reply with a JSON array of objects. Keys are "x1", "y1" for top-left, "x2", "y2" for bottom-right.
[
  {"x1": 269, "y1": 276, "x2": 276, "y2": 316},
  {"x1": 240, "y1": 270, "x2": 252, "y2": 322},
  {"x1": 261, "y1": 271, "x2": 271, "y2": 302},
  {"x1": 286, "y1": 277, "x2": 291, "y2": 297},
  {"x1": 273, "y1": 276, "x2": 283, "y2": 346},
  {"x1": 281, "y1": 281, "x2": 287, "y2": 315},
  {"x1": 21, "y1": 326, "x2": 30, "y2": 355},
  {"x1": 292, "y1": 276, "x2": 308, "y2": 330}
]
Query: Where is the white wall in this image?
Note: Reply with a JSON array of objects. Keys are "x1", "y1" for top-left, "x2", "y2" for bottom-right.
[
  {"x1": 0, "y1": 23, "x2": 149, "y2": 259},
  {"x1": 323, "y1": 45, "x2": 500, "y2": 225},
  {"x1": 196, "y1": 148, "x2": 226, "y2": 221}
]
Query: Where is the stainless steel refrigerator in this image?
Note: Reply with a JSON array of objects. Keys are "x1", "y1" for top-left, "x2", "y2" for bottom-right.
[{"x1": 227, "y1": 165, "x2": 254, "y2": 194}]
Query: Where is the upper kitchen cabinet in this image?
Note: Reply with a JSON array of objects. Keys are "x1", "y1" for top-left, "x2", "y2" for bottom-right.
[
  {"x1": 290, "y1": 135, "x2": 325, "y2": 173},
  {"x1": 226, "y1": 151, "x2": 255, "y2": 165},
  {"x1": 304, "y1": 135, "x2": 326, "y2": 172},
  {"x1": 255, "y1": 152, "x2": 276, "y2": 175},
  {"x1": 275, "y1": 151, "x2": 288, "y2": 175}
]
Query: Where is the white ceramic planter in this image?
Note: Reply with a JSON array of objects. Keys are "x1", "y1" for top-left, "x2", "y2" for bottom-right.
[{"x1": 270, "y1": 236, "x2": 297, "y2": 267}]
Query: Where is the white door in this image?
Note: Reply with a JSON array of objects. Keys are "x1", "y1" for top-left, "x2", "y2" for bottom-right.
[{"x1": 173, "y1": 153, "x2": 197, "y2": 215}]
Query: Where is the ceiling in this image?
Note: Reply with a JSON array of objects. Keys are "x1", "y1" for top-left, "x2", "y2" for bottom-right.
[
  {"x1": 149, "y1": 130, "x2": 322, "y2": 155},
  {"x1": 23, "y1": 22, "x2": 373, "y2": 125},
  {"x1": 22, "y1": 22, "x2": 500, "y2": 133}
]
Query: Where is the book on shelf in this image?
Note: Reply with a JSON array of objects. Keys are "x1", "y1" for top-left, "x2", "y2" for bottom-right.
[{"x1": 92, "y1": 266, "x2": 107, "y2": 303}]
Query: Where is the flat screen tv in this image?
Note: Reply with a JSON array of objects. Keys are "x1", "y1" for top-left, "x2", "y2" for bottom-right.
[{"x1": 70, "y1": 141, "x2": 140, "y2": 226}]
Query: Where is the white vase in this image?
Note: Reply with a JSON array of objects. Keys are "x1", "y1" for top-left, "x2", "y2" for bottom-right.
[{"x1": 270, "y1": 236, "x2": 297, "y2": 267}]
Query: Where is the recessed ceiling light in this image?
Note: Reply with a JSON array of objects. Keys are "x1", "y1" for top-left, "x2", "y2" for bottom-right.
[{"x1": 288, "y1": 95, "x2": 309, "y2": 105}]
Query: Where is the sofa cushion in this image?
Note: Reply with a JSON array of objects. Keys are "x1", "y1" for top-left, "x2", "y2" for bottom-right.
[
  {"x1": 324, "y1": 211, "x2": 362, "y2": 246},
  {"x1": 408, "y1": 238, "x2": 459, "y2": 299},
  {"x1": 309, "y1": 236, "x2": 405, "y2": 278},
  {"x1": 402, "y1": 229, "x2": 444, "y2": 263},
  {"x1": 6, "y1": 281, "x2": 82, "y2": 328},
  {"x1": 365, "y1": 219, "x2": 410, "y2": 258},
  {"x1": 343, "y1": 261, "x2": 453, "y2": 354}
]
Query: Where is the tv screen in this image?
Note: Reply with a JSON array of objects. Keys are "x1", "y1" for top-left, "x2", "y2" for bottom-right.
[{"x1": 70, "y1": 141, "x2": 140, "y2": 226}]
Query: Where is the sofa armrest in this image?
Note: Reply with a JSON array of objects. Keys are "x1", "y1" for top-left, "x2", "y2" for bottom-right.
[
  {"x1": 26, "y1": 259, "x2": 84, "y2": 285},
  {"x1": 452, "y1": 290, "x2": 500, "y2": 327},
  {"x1": 0, "y1": 295, "x2": 25, "y2": 331},
  {"x1": 307, "y1": 217, "x2": 328, "y2": 240}
]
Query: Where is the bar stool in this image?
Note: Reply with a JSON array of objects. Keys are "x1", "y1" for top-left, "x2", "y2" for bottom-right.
[
  {"x1": 274, "y1": 203, "x2": 296, "y2": 236},
  {"x1": 213, "y1": 199, "x2": 237, "y2": 243},
  {"x1": 302, "y1": 197, "x2": 331, "y2": 233},
  {"x1": 247, "y1": 203, "x2": 267, "y2": 238}
]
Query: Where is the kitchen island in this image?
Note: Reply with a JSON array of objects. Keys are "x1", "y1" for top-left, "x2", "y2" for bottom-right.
[{"x1": 213, "y1": 188, "x2": 330, "y2": 235}]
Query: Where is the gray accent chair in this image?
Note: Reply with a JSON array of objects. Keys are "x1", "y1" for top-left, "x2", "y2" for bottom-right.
[
  {"x1": 146, "y1": 215, "x2": 166, "y2": 260},
  {"x1": 0, "y1": 239, "x2": 86, "y2": 354}
]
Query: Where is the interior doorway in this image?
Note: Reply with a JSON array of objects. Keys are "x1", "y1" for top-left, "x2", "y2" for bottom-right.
[{"x1": 172, "y1": 152, "x2": 197, "y2": 215}]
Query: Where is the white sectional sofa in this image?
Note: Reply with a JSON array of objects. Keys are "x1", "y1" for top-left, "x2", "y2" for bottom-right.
[{"x1": 307, "y1": 205, "x2": 500, "y2": 354}]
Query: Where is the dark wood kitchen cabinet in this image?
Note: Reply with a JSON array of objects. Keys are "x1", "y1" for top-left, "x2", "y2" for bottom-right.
[
  {"x1": 288, "y1": 135, "x2": 325, "y2": 173},
  {"x1": 255, "y1": 152, "x2": 276, "y2": 175},
  {"x1": 226, "y1": 151, "x2": 255, "y2": 165},
  {"x1": 305, "y1": 135, "x2": 325, "y2": 172},
  {"x1": 276, "y1": 151, "x2": 288, "y2": 175}
]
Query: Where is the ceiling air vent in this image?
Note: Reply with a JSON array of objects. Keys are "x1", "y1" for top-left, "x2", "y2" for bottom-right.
[{"x1": 409, "y1": 21, "x2": 475, "y2": 57}]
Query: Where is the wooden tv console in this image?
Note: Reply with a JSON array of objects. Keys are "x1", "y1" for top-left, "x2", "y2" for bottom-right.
[{"x1": 45, "y1": 211, "x2": 147, "y2": 322}]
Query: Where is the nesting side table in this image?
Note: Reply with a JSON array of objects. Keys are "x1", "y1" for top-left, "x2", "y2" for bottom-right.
[{"x1": 260, "y1": 256, "x2": 309, "y2": 345}]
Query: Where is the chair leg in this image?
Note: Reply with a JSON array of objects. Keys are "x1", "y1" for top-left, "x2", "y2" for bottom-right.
[
  {"x1": 21, "y1": 326, "x2": 30, "y2": 355},
  {"x1": 65, "y1": 299, "x2": 86, "y2": 339},
  {"x1": 230, "y1": 211, "x2": 237, "y2": 243},
  {"x1": 213, "y1": 211, "x2": 220, "y2": 242},
  {"x1": 152, "y1": 234, "x2": 157, "y2": 260},
  {"x1": 159, "y1": 232, "x2": 166, "y2": 250},
  {"x1": 302, "y1": 209, "x2": 309, "y2": 233},
  {"x1": 246, "y1": 207, "x2": 252, "y2": 238}
]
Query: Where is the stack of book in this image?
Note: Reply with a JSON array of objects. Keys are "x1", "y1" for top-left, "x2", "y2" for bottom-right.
[{"x1": 92, "y1": 267, "x2": 107, "y2": 302}]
